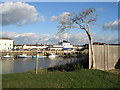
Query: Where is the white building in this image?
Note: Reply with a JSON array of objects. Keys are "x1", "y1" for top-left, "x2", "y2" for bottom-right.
[
  {"x1": 58, "y1": 40, "x2": 73, "y2": 50},
  {"x1": 14, "y1": 44, "x2": 50, "y2": 50},
  {"x1": 22, "y1": 44, "x2": 48, "y2": 50},
  {"x1": 0, "y1": 38, "x2": 14, "y2": 51}
]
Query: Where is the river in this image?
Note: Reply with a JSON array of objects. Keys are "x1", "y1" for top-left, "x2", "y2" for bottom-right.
[{"x1": 1, "y1": 57, "x2": 81, "y2": 74}]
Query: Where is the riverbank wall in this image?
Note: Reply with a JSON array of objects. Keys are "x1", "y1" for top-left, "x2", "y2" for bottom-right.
[{"x1": 0, "y1": 50, "x2": 82, "y2": 58}]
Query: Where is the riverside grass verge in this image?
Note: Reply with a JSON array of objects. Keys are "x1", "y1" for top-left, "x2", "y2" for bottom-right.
[{"x1": 2, "y1": 69, "x2": 120, "y2": 88}]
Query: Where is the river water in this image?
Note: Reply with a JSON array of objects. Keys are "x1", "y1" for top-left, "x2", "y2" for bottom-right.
[{"x1": 1, "y1": 57, "x2": 80, "y2": 74}]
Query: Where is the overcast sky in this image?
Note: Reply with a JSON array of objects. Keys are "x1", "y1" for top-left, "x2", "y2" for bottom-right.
[{"x1": 0, "y1": 2, "x2": 119, "y2": 45}]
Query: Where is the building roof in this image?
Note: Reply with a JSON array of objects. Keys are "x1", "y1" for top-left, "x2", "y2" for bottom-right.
[{"x1": 0, "y1": 37, "x2": 13, "y2": 40}]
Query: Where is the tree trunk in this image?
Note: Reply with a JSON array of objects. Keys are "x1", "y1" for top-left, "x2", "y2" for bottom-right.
[{"x1": 85, "y1": 30, "x2": 95, "y2": 69}]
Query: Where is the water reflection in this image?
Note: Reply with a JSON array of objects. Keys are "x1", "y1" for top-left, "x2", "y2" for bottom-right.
[{"x1": 1, "y1": 57, "x2": 80, "y2": 74}]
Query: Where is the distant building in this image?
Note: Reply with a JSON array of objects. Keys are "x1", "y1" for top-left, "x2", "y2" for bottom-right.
[
  {"x1": 14, "y1": 44, "x2": 23, "y2": 50},
  {"x1": 22, "y1": 44, "x2": 48, "y2": 50},
  {"x1": 58, "y1": 40, "x2": 73, "y2": 50},
  {"x1": 0, "y1": 38, "x2": 14, "y2": 51},
  {"x1": 47, "y1": 45, "x2": 63, "y2": 51},
  {"x1": 73, "y1": 45, "x2": 83, "y2": 50},
  {"x1": 14, "y1": 44, "x2": 52, "y2": 50},
  {"x1": 14, "y1": 39, "x2": 83, "y2": 51}
]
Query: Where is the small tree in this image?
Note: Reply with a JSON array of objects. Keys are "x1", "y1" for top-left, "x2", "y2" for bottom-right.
[{"x1": 57, "y1": 8, "x2": 97, "y2": 69}]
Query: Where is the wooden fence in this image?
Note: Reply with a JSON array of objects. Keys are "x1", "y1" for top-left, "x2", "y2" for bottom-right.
[{"x1": 89, "y1": 44, "x2": 120, "y2": 70}]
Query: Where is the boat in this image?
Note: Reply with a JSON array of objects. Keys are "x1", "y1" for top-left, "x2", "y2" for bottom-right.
[
  {"x1": 32, "y1": 55, "x2": 47, "y2": 58},
  {"x1": 48, "y1": 53, "x2": 59, "y2": 58},
  {"x1": 2, "y1": 55, "x2": 13, "y2": 58},
  {"x1": 17, "y1": 54, "x2": 32, "y2": 58}
]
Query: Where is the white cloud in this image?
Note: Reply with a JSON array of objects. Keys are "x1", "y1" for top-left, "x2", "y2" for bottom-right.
[
  {"x1": 0, "y1": 31, "x2": 118, "y2": 44},
  {"x1": 50, "y1": 16, "x2": 58, "y2": 21},
  {"x1": 60, "y1": 12, "x2": 71, "y2": 17},
  {"x1": 0, "y1": 32, "x2": 49, "y2": 44},
  {"x1": 0, "y1": 2, "x2": 44, "y2": 26},
  {"x1": 103, "y1": 19, "x2": 120, "y2": 30},
  {"x1": 50, "y1": 12, "x2": 71, "y2": 22},
  {"x1": 93, "y1": 35, "x2": 118, "y2": 44}
]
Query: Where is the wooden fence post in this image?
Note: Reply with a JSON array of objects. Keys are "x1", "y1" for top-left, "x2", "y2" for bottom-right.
[
  {"x1": 35, "y1": 52, "x2": 38, "y2": 74},
  {"x1": 107, "y1": 44, "x2": 109, "y2": 70}
]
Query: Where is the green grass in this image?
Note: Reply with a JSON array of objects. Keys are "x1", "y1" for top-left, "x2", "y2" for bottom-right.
[{"x1": 2, "y1": 69, "x2": 120, "y2": 88}]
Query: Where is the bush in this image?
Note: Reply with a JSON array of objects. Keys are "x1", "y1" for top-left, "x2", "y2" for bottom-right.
[{"x1": 48, "y1": 59, "x2": 88, "y2": 72}]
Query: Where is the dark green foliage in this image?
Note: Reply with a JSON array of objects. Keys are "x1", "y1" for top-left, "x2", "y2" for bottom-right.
[
  {"x1": 47, "y1": 51, "x2": 89, "y2": 72},
  {"x1": 48, "y1": 60, "x2": 84, "y2": 72}
]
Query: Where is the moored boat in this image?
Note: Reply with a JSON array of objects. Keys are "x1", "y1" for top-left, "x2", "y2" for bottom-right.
[
  {"x1": 2, "y1": 55, "x2": 13, "y2": 58},
  {"x1": 17, "y1": 54, "x2": 32, "y2": 58},
  {"x1": 48, "y1": 53, "x2": 59, "y2": 58},
  {"x1": 32, "y1": 55, "x2": 47, "y2": 58}
]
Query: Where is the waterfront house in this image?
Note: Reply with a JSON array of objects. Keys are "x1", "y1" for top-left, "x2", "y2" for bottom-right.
[{"x1": 0, "y1": 38, "x2": 14, "y2": 51}]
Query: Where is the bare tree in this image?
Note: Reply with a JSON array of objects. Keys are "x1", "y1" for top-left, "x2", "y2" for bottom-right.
[{"x1": 57, "y1": 8, "x2": 97, "y2": 69}]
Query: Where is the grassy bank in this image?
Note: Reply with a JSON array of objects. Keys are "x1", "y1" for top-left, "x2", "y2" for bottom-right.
[{"x1": 2, "y1": 69, "x2": 120, "y2": 88}]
